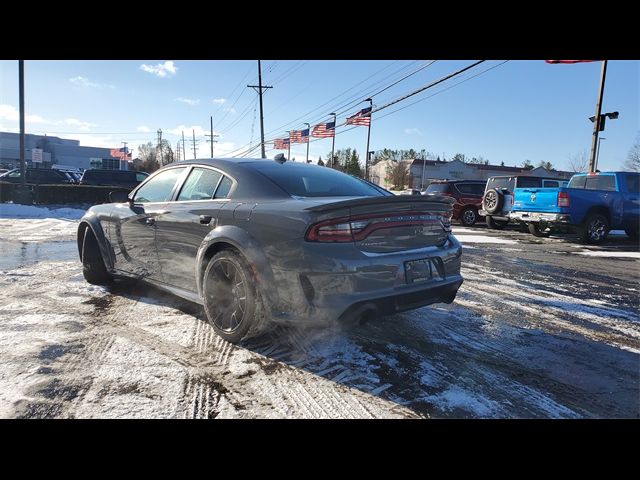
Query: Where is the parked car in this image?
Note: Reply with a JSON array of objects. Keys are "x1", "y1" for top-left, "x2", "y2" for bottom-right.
[
  {"x1": 0, "y1": 169, "x2": 9, "y2": 175},
  {"x1": 52, "y1": 166, "x2": 84, "y2": 183},
  {"x1": 423, "y1": 180, "x2": 486, "y2": 226},
  {"x1": 479, "y1": 175, "x2": 568, "y2": 229},
  {"x1": 400, "y1": 188, "x2": 422, "y2": 195},
  {"x1": 0, "y1": 168, "x2": 74, "y2": 184},
  {"x1": 510, "y1": 171, "x2": 639, "y2": 243},
  {"x1": 77, "y1": 158, "x2": 463, "y2": 343},
  {"x1": 80, "y1": 169, "x2": 149, "y2": 189}
]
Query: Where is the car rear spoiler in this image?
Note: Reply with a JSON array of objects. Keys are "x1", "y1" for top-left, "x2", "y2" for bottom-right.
[{"x1": 304, "y1": 195, "x2": 455, "y2": 212}]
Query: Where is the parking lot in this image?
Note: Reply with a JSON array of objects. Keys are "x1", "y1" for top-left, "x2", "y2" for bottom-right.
[{"x1": 0, "y1": 207, "x2": 638, "y2": 418}]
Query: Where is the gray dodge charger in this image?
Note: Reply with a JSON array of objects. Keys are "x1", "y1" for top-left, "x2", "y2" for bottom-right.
[{"x1": 78, "y1": 157, "x2": 463, "y2": 343}]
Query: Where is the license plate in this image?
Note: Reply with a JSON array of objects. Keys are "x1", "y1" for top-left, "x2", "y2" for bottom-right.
[
  {"x1": 531, "y1": 212, "x2": 540, "y2": 218},
  {"x1": 405, "y1": 258, "x2": 432, "y2": 284}
]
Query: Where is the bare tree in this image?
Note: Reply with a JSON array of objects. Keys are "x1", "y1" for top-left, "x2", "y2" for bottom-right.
[
  {"x1": 624, "y1": 135, "x2": 640, "y2": 172},
  {"x1": 568, "y1": 149, "x2": 589, "y2": 172},
  {"x1": 386, "y1": 161, "x2": 409, "y2": 190}
]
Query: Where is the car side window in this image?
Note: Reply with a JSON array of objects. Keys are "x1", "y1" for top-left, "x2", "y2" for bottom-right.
[
  {"x1": 177, "y1": 168, "x2": 222, "y2": 201},
  {"x1": 134, "y1": 167, "x2": 186, "y2": 203},
  {"x1": 7, "y1": 170, "x2": 21, "y2": 178},
  {"x1": 136, "y1": 173, "x2": 148, "y2": 182},
  {"x1": 214, "y1": 176, "x2": 233, "y2": 198}
]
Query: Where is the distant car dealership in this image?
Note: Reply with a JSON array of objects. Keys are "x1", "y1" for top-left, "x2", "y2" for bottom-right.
[{"x1": 0, "y1": 131, "x2": 131, "y2": 171}]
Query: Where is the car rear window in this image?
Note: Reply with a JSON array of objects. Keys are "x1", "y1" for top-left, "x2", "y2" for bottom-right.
[
  {"x1": 425, "y1": 183, "x2": 451, "y2": 194},
  {"x1": 516, "y1": 177, "x2": 543, "y2": 188},
  {"x1": 626, "y1": 174, "x2": 639, "y2": 194},
  {"x1": 568, "y1": 175, "x2": 586, "y2": 188},
  {"x1": 251, "y1": 163, "x2": 383, "y2": 197},
  {"x1": 585, "y1": 175, "x2": 616, "y2": 191},
  {"x1": 486, "y1": 177, "x2": 515, "y2": 192},
  {"x1": 455, "y1": 183, "x2": 485, "y2": 195}
]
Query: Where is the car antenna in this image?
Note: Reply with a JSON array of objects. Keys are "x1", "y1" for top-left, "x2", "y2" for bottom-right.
[{"x1": 274, "y1": 153, "x2": 287, "y2": 164}]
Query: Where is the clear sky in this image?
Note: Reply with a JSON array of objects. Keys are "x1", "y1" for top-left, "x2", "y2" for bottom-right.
[{"x1": 0, "y1": 60, "x2": 637, "y2": 171}]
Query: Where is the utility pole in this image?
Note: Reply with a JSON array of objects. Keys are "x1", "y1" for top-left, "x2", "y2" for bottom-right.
[
  {"x1": 329, "y1": 112, "x2": 336, "y2": 168},
  {"x1": 182, "y1": 131, "x2": 186, "y2": 162},
  {"x1": 191, "y1": 129, "x2": 198, "y2": 159},
  {"x1": 19, "y1": 60, "x2": 25, "y2": 188},
  {"x1": 304, "y1": 123, "x2": 310, "y2": 163},
  {"x1": 176, "y1": 141, "x2": 181, "y2": 161},
  {"x1": 588, "y1": 60, "x2": 608, "y2": 173},
  {"x1": 248, "y1": 60, "x2": 273, "y2": 158},
  {"x1": 364, "y1": 98, "x2": 373, "y2": 181},
  {"x1": 420, "y1": 153, "x2": 427, "y2": 190},
  {"x1": 157, "y1": 129, "x2": 163, "y2": 166},
  {"x1": 596, "y1": 137, "x2": 606, "y2": 168},
  {"x1": 204, "y1": 115, "x2": 219, "y2": 158},
  {"x1": 121, "y1": 141, "x2": 128, "y2": 170}
]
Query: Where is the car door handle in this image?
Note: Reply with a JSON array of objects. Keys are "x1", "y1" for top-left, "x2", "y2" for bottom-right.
[
  {"x1": 145, "y1": 217, "x2": 156, "y2": 226},
  {"x1": 199, "y1": 215, "x2": 212, "y2": 225}
]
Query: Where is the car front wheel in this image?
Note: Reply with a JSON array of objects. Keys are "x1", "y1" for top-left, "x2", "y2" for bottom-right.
[
  {"x1": 460, "y1": 207, "x2": 478, "y2": 227},
  {"x1": 81, "y1": 227, "x2": 112, "y2": 285},
  {"x1": 202, "y1": 249, "x2": 266, "y2": 344}
]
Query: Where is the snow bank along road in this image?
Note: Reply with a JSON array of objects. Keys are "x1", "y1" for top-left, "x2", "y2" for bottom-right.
[{"x1": 0, "y1": 205, "x2": 638, "y2": 418}]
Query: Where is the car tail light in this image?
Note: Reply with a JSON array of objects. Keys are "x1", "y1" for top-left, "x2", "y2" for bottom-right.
[
  {"x1": 558, "y1": 191, "x2": 570, "y2": 207},
  {"x1": 305, "y1": 212, "x2": 451, "y2": 243}
]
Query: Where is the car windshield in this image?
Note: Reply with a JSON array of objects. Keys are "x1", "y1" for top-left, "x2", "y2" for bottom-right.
[{"x1": 250, "y1": 163, "x2": 384, "y2": 197}]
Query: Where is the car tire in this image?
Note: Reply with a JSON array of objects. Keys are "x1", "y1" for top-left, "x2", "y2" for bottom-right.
[
  {"x1": 483, "y1": 189, "x2": 504, "y2": 214},
  {"x1": 460, "y1": 207, "x2": 478, "y2": 227},
  {"x1": 625, "y1": 227, "x2": 639, "y2": 241},
  {"x1": 202, "y1": 249, "x2": 266, "y2": 344},
  {"x1": 578, "y1": 213, "x2": 609, "y2": 244},
  {"x1": 486, "y1": 216, "x2": 507, "y2": 230},
  {"x1": 528, "y1": 222, "x2": 550, "y2": 237},
  {"x1": 81, "y1": 228, "x2": 112, "y2": 285}
]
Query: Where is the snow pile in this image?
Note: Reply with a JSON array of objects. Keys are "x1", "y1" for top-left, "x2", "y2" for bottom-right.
[{"x1": 0, "y1": 203, "x2": 87, "y2": 220}]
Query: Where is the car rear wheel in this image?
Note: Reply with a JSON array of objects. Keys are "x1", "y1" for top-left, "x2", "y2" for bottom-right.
[
  {"x1": 528, "y1": 222, "x2": 550, "y2": 237},
  {"x1": 202, "y1": 249, "x2": 266, "y2": 344},
  {"x1": 81, "y1": 228, "x2": 112, "y2": 285},
  {"x1": 578, "y1": 213, "x2": 609, "y2": 244},
  {"x1": 625, "y1": 227, "x2": 639, "y2": 241},
  {"x1": 486, "y1": 216, "x2": 507, "y2": 230},
  {"x1": 460, "y1": 207, "x2": 478, "y2": 227}
]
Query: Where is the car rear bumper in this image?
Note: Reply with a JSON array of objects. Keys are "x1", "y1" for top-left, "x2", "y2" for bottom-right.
[
  {"x1": 267, "y1": 235, "x2": 464, "y2": 325},
  {"x1": 509, "y1": 211, "x2": 571, "y2": 223}
]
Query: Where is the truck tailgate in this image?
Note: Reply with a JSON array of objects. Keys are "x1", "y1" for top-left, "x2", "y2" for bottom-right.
[{"x1": 513, "y1": 187, "x2": 563, "y2": 213}]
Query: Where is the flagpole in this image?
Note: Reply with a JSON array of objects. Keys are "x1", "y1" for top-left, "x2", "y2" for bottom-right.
[
  {"x1": 364, "y1": 98, "x2": 373, "y2": 180},
  {"x1": 286, "y1": 131, "x2": 291, "y2": 160},
  {"x1": 588, "y1": 60, "x2": 607, "y2": 173},
  {"x1": 304, "y1": 123, "x2": 310, "y2": 163},
  {"x1": 330, "y1": 112, "x2": 336, "y2": 168}
]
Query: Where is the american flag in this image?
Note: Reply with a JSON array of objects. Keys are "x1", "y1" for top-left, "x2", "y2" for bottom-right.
[
  {"x1": 300, "y1": 128, "x2": 309, "y2": 143},
  {"x1": 290, "y1": 130, "x2": 305, "y2": 143},
  {"x1": 346, "y1": 107, "x2": 372, "y2": 126},
  {"x1": 110, "y1": 148, "x2": 132, "y2": 160},
  {"x1": 311, "y1": 122, "x2": 335, "y2": 138},
  {"x1": 274, "y1": 138, "x2": 290, "y2": 150}
]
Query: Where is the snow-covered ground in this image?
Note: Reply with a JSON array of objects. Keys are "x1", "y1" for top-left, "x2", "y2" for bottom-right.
[
  {"x1": 0, "y1": 206, "x2": 638, "y2": 418},
  {"x1": 0, "y1": 203, "x2": 86, "y2": 242}
]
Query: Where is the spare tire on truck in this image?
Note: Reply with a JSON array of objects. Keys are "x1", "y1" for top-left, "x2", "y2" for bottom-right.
[{"x1": 483, "y1": 188, "x2": 504, "y2": 214}]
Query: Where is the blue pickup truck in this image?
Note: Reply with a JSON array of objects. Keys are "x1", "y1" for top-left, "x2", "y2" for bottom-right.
[{"x1": 509, "y1": 171, "x2": 640, "y2": 244}]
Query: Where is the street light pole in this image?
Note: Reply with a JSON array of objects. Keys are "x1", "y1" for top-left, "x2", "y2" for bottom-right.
[
  {"x1": 286, "y1": 131, "x2": 291, "y2": 160},
  {"x1": 19, "y1": 60, "x2": 25, "y2": 188},
  {"x1": 364, "y1": 98, "x2": 373, "y2": 181},
  {"x1": 588, "y1": 60, "x2": 608, "y2": 173},
  {"x1": 304, "y1": 123, "x2": 310, "y2": 163},
  {"x1": 596, "y1": 137, "x2": 606, "y2": 170}
]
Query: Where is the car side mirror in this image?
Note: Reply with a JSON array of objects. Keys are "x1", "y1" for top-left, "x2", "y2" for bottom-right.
[{"x1": 109, "y1": 190, "x2": 130, "y2": 203}]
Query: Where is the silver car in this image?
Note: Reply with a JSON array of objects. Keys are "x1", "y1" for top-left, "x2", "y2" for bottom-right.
[{"x1": 78, "y1": 158, "x2": 463, "y2": 343}]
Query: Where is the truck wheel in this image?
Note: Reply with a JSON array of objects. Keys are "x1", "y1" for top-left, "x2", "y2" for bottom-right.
[
  {"x1": 578, "y1": 213, "x2": 609, "y2": 244},
  {"x1": 528, "y1": 222, "x2": 550, "y2": 237},
  {"x1": 486, "y1": 216, "x2": 507, "y2": 230},
  {"x1": 460, "y1": 207, "x2": 478, "y2": 227}
]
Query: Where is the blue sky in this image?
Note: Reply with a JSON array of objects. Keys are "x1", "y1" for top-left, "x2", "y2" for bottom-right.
[{"x1": 0, "y1": 60, "x2": 637, "y2": 171}]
